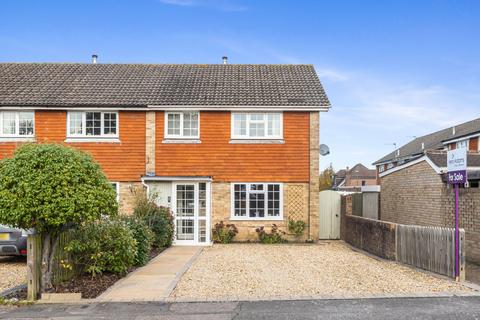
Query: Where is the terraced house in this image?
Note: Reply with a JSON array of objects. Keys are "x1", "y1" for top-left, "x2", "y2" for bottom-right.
[{"x1": 0, "y1": 61, "x2": 330, "y2": 245}]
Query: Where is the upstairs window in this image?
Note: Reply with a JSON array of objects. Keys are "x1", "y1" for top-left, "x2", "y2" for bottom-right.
[
  {"x1": 165, "y1": 112, "x2": 199, "y2": 139},
  {"x1": 231, "y1": 113, "x2": 282, "y2": 139},
  {"x1": 0, "y1": 111, "x2": 34, "y2": 137},
  {"x1": 67, "y1": 111, "x2": 118, "y2": 137},
  {"x1": 456, "y1": 140, "x2": 468, "y2": 149}
]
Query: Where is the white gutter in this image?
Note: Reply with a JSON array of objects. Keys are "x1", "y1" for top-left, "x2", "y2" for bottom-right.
[{"x1": 142, "y1": 176, "x2": 213, "y2": 182}]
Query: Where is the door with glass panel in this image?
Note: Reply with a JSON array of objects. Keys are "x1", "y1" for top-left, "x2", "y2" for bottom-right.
[{"x1": 173, "y1": 182, "x2": 210, "y2": 245}]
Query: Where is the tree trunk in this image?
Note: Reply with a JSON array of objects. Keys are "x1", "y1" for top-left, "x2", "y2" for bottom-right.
[{"x1": 40, "y1": 233, "x2": 59, "y2": 292}]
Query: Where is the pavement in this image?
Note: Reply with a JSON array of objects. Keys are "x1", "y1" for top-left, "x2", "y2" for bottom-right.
[
  {"x1": 2, "y1": 296, "x2": 480, "y2": 319},
  {"x1": 97, "y1": 246, "x2": 202, "y2": 302},
  {"x1": 466, "y1": 262, "x2": 480, "y2": 285}
]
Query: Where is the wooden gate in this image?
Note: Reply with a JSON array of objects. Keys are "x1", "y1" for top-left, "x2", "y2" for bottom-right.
[{"x1": 319, "y1": 190, "x2": 341, "y2": 239}]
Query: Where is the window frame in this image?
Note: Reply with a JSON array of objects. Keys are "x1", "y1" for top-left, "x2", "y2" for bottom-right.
[
  {"x1": 0, "y1": 111, "x2": 35, "y2": 138},
  {"x1": 456, "y1": 139, "x2": 469, "y2": 149},
  {"x1": 164, "y1": 111, "x2": 200, "y2": 139},
  {"x1": 230, "y1": 183, "x2": 283, "y2": 221},
  {"x1": 66, "y1": 111, "x2": 119, "y2": 138},
  {"x1": 231, "y1": 112, "x2": 283, "y2": 140},
  {"x1": 110, "y1": 182, "x2": 120, "y2": 202}
]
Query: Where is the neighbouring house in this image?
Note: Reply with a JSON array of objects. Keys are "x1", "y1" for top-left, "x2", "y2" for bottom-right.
[
  {"x1": 373, "y1": 118, "x2": 480, "y2": 174},
  {"x1": 333, "y1": 163, "x2": 377, "y2": 192},
  {"x1": 374, "y1": 118, "x2": 480, "y2": 264},
  {"x1": 0, "y1": 61, "x2": 330, "y2": 244}
]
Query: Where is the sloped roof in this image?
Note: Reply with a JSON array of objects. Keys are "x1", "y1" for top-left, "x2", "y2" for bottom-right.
[
  {"x1": 348, "y1": 163, "x2": 376, "y2": 179},
  {"x1": 427, "y1": 151, "x2": 480, "y2": 168},
  {"x1": 373, "y1": 118, "x2": 480, "y2": 165},
  {"x1": 0, "y1": 63, "x2": 330, "y2": 108}
]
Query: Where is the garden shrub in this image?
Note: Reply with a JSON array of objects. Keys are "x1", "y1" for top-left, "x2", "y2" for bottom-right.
[
  {"x1": 132, "y1": 188, "x2": 174, "y2": 248},
  {"x1": 256, "y1": 224, "x2": 287, "y2": 244},
  {"x1": 212, "y1": 221, "x2": 238, "y2": 243},
  {"x1": 288, "y1": 219, "x2": 306, "y2": 238},
  {"x1": 65, "y1": 219, "x2": 136, "y2": 276},
  {"x1": 0, "y1": 143, "x2": 117, "y2": 290},
  {"x1": 120, "y1": 216, "x2": 154, "y2": 267}
]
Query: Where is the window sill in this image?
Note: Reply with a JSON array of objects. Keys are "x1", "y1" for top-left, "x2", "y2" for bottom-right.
[
  {"x1": 0, "y1": 137, "x2": 36, "y2": 142},
  {"x1": 229, "y1": 139, "x2": 284, "y2": 144},
  {"x1": 162, "y1": 139, "x2": 201, "y2": 144},
  {"x1": 65, "y1": 137, "x2": 121, "y2": 143},
  {"x1": 229, "y1": 216, "x2": 284, "y2": 221}
]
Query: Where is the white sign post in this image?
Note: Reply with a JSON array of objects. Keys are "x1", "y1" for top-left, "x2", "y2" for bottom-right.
[{"x1": 447, "y1": 148, "x2": 467, "y2": 281}]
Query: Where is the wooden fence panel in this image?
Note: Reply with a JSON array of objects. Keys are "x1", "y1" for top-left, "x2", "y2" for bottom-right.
[
  {"x1": 396, "y1": 225, "x2": 465, "y2": 280},
  {"x1": 27, "y1": 234, "x2": 42, "y2": 301},
  {"x1": 351, "y1": 193, "x2": 363, "y2": 216},
  {"x1": 27, "y1": 231, "x2": 75, "y2": 300}
]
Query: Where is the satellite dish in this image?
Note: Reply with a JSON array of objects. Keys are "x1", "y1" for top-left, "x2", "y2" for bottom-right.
[{"x1": 320, "y1": 144, "x2": 330, "y2": 156}]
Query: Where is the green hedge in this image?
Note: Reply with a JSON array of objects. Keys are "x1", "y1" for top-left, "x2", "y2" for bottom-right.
[
  {"x1": 120, "y1": 216, "x2": 154, "y2": 267},
  {"x1": 65, "y1": 219, "x2": 136, "y2": 276}
]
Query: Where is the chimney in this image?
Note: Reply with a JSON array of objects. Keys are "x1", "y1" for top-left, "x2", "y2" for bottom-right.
[
  {"x1": 421, "y1": 142, "x2": 425, "y2": 150},
  {"x1": 92, "y1": 54, "x2": 98, "y2": 64},
  {"x1": 452, "y1": 126, "x2": 456, "y2": 135},
  {"x1": 222, "y1": 56, "x2": 228, "y2": 64}
]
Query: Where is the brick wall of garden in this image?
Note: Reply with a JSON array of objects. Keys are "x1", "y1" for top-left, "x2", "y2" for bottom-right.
[{"x1": 380, "y1": 160, "x2": 480, "y2": 264}]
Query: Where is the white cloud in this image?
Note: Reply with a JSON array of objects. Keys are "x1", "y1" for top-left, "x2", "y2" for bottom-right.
[
  {"x1": 315, "y1": 68, "x2": 350, "y2": 82},
  {"x1": 318, "y1": 66, "x2": 480, "y2": 170}
]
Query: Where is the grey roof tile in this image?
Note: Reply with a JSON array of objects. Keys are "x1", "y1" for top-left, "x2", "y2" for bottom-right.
[
  {"x1": 0, "y1": 63, "x2": 330, "y2": 108},
  {"x1": 373, "y1": 118, "x2": 480, "y2": 165}
]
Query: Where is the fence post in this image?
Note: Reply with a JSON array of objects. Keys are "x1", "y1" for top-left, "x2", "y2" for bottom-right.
[{"x1": 27, "y1": 234, "x2": 42, "y2": 301}]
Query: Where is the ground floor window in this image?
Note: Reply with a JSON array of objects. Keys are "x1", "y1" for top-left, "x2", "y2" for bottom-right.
[
  {"x1": 231, "y1": 183, "x2": 282, "y2": 220},
  {"x1": 110, "y1": 182, "x2": 120, "y2": 202}
]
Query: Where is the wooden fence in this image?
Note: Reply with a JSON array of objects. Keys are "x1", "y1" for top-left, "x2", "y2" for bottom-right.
[
  {"x1": 396, "y1": 225, "x2": 465, "y2": 280},
  {"x1": 27, "y1": 232, "x2": 74, "y2": 301},
  {"x1": 351, "y1": 193, "x2": 363, "y2": 216}
]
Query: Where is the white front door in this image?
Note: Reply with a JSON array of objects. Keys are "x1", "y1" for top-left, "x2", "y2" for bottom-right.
[{"x1": 172, "y1": 182, "x2": 211, "y2": 245}]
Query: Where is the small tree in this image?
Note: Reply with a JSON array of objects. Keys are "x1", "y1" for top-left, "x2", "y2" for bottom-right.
[
  {"x1": 319, "y1": 164, "x2": 335, "y2": 191},
  {"x1": 0, "y1": 144, "x2": 117, "y2": 291}
]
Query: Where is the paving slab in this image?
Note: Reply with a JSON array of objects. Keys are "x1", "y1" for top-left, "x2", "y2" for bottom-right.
[{"x1": 97, "y1": 246, "x2": 202, "y2": 302}]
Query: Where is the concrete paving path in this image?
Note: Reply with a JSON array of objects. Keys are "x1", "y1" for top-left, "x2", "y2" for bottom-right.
[{"x1": 97, "y1": 246, "x2": 202, "y2": 302}]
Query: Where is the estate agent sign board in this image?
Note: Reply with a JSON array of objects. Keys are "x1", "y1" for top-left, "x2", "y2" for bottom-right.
[{"x1": 447, "y1": 148, "x2": 467, "y2": 184}]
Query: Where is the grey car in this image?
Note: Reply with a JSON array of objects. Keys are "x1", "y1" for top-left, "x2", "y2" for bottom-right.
[{"x1": 0, "y1": 225, "x2": 29, "y2": 256}]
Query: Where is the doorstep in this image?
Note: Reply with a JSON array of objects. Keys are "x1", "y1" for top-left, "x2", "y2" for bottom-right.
[{"x1": 96, "y1": 246, "x2": 202, "y2": 302}]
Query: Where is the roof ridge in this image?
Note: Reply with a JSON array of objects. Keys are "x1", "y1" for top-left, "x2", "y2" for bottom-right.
[{"x1": 0, "y1": 62, "x2": 315, "y2": 67}]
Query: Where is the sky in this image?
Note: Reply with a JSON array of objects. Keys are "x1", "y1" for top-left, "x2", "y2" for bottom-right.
[{"x1": 1, "y1": 0, "x2": 479, "y2": 171}]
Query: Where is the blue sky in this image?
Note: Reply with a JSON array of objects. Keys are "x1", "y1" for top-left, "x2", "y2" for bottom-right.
[{"x1": 1, "y1": 0, "x2": 479, "y2": 171}]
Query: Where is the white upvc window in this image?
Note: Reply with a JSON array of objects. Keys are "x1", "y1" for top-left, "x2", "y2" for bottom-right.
[
  {"x1": 231, "y1": 183, "x2": 283, "y2": 220},
  {"x1": 110, "y1": 182, "x2": 120, "y2": 202},
  {"x1": 0, "y1": 111, "x2": 35, "y2": 137},
  {"x1": 165, "y1": 112, "x2": 200, "y2": 139},
  {"x1": 67, "y1": 111, "x2": 118, "y2": 138},
  {"x1": 231, "y1": 112, "x2": 283, "y2": 139},
  {"x1": 456, "y1": 139, "x2": 468, "y2": 149}
]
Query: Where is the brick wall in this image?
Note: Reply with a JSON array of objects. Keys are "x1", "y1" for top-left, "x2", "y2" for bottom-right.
[
  {"x1": 443, "y1": 187, "x2": 480, "y2": 265},
  {"x1": 380, "y1": 159, "x2": 480, "y2": 264},
  {"x1": 380, "y1": 161, "x2": 445, "y2": 226},
  {"x1": 341, "y1": 196, "x2": 396, "y2": 260}
]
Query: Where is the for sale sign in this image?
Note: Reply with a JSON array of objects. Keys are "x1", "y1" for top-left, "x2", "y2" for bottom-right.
[{"x1": 447, "y1": 148, "x2": 467, "y2": 184}]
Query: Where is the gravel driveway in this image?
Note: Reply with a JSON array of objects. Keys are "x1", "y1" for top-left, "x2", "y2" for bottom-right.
[
  {"x1": 171, "y1": 242, "x2": 471, "y2": 301},
  {"x1": 0, "y1": 257, "x2": 27, "y2": 292}
]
